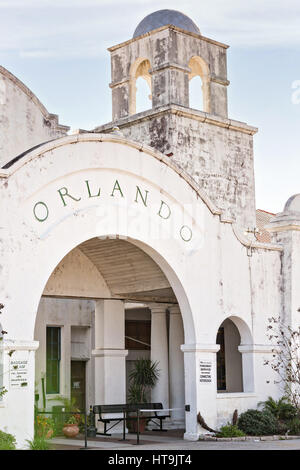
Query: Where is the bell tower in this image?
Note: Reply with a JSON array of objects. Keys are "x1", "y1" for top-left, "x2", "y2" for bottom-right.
[
  {"x1": 96, "y1": 9, "x2": 258, "y2": 231},
  {"x1": 109, "y1": 9, "x2": 229, "y2": 120}
]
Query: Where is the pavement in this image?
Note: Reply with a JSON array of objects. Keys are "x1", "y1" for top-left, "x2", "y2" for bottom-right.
[{"x1": 49, "y1": 430, "x2": 300, "y2": 450}]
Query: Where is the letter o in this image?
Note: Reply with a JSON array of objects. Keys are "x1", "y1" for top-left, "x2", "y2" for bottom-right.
[
  {"x1": 180, "y1": 225, "x2": 192, "y2": 242},
  {"x1": 33, "y1": 201, "x2": 49, "y2": 222}
]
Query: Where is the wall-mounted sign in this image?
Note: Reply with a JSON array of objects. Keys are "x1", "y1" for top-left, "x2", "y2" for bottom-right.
[
  {"x1": 10, "y1": 358, "x2": 28, "y2": 389},
  {"x1": 199, "y1": 360, "x2": 212, "y2": 383}
]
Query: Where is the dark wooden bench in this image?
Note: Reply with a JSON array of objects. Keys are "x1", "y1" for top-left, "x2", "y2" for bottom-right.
[{"x1": 92, "y1": 403, "x2": 170, "y2": 436}]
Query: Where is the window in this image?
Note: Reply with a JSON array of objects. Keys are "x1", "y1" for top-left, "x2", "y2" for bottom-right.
[
  {"x1": 216, "y1": 327, "x2": 226, "y2": 391},
  {"x1": 125, "y1": 320, "x2": 151, "y2": 350},
  {"x1": 189, "y1": 75, "x2": 204, "y2": 110},
  {"x1": 188, "y1": 56, "x2": 210, "y2": 113},
  {"x1": 129, "y1": 58, "x2": 152, "y2": 115},
  {"x1": 46, "y1": 327, "x2": 61, "y2": 394}
]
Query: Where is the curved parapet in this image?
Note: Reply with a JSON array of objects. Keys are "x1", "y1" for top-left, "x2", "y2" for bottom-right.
[{"x1": 0, "y1": 65, "x2": 69, "y2": 168}]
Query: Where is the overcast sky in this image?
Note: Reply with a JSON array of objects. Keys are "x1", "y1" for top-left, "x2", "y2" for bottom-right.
[{"x1": 1, "y1": 0, "x2": 300, "y2": 213}]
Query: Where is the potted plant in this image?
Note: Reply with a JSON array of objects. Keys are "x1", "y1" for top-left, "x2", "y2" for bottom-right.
[
  {"x1": 63, "y1": 415, "x2": 80, "y2": 438},
  {"x1": 127, "y1": 358, "x2": 159, "y2": 433},
  {"x1": 50, "y1": 396, "x2": 82, "y2": 437}
]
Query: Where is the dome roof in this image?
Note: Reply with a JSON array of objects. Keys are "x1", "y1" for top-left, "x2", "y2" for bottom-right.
[{"x1": 133, "y1": 9, "x2": 200, "y2": 38}]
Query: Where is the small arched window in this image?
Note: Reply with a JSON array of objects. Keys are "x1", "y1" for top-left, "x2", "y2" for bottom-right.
[
  {"x1": 216, "y1": 318, "x2": 243, "y2": 393},
  {"x1": 189, "y1": 75, "x2": 204, "y2": 111},
  {"x1": 129, "y1": 58, "x2": 152, "y2": 115},
  {"x1": 188, "y1": 56, "x2": 210, "y2": 113}
]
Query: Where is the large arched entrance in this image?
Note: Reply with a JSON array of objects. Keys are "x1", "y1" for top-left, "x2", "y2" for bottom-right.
[
  {"x1": 34, "y1": 235, "x2": 188, "y2": 432},
  {"x1": 0, "y1": 134, "x2": 210, "y2": 446},
  {"x1": 0, "y1": 133, "x2": 280, "y2": 447}
]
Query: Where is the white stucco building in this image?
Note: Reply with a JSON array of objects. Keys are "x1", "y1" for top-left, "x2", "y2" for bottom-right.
[{"x1": 0, "y1": 9, "x2": 299, "y2": 447}]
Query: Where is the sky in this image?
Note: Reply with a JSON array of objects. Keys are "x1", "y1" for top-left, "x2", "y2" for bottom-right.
[{"x1": 0, "y1": 0, "x2": 300, "y2": 213}]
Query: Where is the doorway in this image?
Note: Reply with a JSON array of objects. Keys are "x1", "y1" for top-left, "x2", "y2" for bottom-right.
[{"x1": 71, "y1": 361, "x2": 86, "y2": 411}]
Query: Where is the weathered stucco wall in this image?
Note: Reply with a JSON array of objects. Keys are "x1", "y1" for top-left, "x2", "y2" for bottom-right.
[
  {"x1": 43, "y1": 247, "x2": 111, "y2": 298},
  {"x1": 0, "y1": 66, "x2": 69, "y2": 168},
  {"x1": 96, "y1": 106, "x2": 257, "y2": 231},
  {"x1": 0, "y1": 135, "x2": 283, "y2": 445}
]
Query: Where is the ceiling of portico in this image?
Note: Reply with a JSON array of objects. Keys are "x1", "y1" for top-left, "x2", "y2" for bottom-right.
[{"x1": 78, "y1": 237, "x2": 177, "y2": 303}]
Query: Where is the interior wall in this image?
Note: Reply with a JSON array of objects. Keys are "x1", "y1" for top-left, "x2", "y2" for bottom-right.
[
  {"x1": 43, "y1": 248, "x2": 111, "y2": 299},
  {"x1": 223, "y1": 319, "x2": 243, "y2": 392},
  {"x1": 34, "y1": 297, "x2": 95, "y2": 410},
  {"x1": 125, "y1": 307, "x2": 151, "y2": 399}
]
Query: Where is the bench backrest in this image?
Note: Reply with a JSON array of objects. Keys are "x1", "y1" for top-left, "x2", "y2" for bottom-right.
[{"x1": 93, "y1": 402, "x2": 163, "y2": 416}]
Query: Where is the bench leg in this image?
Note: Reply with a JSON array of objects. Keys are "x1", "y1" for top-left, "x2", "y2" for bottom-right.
[{"x1": 152, "y1": 418, "x2": 168, "y2": 432}]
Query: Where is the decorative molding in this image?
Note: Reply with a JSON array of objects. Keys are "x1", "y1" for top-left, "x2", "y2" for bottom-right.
[
  {"x1": 108, "y1": 25, "x2": 229, "y2": 53},
  {"x1": 238, "y1": 344, "x2": 277, "y2": 354},
  {"x1": 91, "y1": 348, "x2": 128, "y2": 358},
  {"x1": 149, "y1": 63, "x2": 191, "y2": 74},
  {"x1": 210, "y1": 74, "x2": 230, "y2": 86},
  {"x1": 216, "y1": 392, "x2": 256, "y2": 399},
  {"x1": 0, "y1": 339, "x2": 39, "y2": 351},
  {"x1": 95, "y1": 104, "x2": 258, "y2": 136},
  {"x1": 181, "y1": 343, "x2": 220, "y2": 353}
]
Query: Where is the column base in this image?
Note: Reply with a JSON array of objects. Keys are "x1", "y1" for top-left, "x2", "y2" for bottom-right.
[
  {"x1": 163, "y1": 419, "x2": 185, "y2": 430},
  {"x1": 184, "y1": 431, "x2": 199, "y2": 441}
]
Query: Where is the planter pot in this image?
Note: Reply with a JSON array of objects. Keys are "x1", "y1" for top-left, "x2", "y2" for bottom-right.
[
  {"x1": 127, "y1": 418, "x2": 147, "y2": 433},
  {"x1": 63, "y1": 423, "x2": 80, "y2": 438},
  {"x1": 87, "y1": 426, "x2": 97, "y2": 438}
]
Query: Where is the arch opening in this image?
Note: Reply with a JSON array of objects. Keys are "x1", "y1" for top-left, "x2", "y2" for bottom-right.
[
  {"x1": 189, "y1": 75, "x2": 204, "y2": 111},
  {"x1": 34, "y1": 235, "x2": 192, "y2": 432},
  {"x1": 216, "y1": 318, "x2": 244, "y2": 393},
  {"x1": 188, "y1": 56, "x2": 210, "y2": 113},
  {"x1": 129, "y1": 58, "x2": 152, "y2": 115}
]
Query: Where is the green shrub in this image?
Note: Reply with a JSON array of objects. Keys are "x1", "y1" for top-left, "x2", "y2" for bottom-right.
[
  {"x1": 217, "y1": 424, "x2": 245, "y2": 438},
  {"x1": 259, "y1": 396, "x2": 298, "y2": 422},
  {"x1": 26, "y1": 436, "x2": 49, "y2": 450},
  {"x1": 286, "y1": 417, "x2": 300, "y2": 435},
  {"x1": 258, "y1": 396, "x2": 300, "y2": 435},
  {"x1": 238, "y1": 409, "x2": 277, "y2": 436},
  {"x1": 0, "y1": 430, "x2": 17, "y2": 450}
]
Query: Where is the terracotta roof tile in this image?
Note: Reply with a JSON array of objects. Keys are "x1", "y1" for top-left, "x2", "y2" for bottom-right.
[{"x1": 255, "y1": 209, "x2": 275, "y2": 243}]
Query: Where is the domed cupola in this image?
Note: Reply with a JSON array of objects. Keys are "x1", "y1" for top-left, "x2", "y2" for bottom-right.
[{"x1": 133, "y1": 9, "x2": 201, "y2": 38}]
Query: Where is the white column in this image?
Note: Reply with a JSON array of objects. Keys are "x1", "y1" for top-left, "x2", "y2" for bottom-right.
[
  {"x1": 181, "y1": 343, "x2": 220, "y2": 440},
  {"x1": 0, "y1": 339, "x2": 39, "y2": 449},
  {"x1": 168, "y1": 305, "x2": 185, "y2": 427},
  {"x1": 150, "y1": 304, "x2": 169, "y2": 408},
  {"x1": 92, "y1": 300, "x2": 128, "y2": 433}
]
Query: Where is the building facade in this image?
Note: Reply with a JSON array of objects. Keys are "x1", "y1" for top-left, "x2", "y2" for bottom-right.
[{"x1": 0, "y1": 9, "x2": 299, "y2": 447}]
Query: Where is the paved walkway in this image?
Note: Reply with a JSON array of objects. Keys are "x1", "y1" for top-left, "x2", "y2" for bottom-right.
[{"x1": 49, "y1": 431, "x2": 300, "y2": 450}]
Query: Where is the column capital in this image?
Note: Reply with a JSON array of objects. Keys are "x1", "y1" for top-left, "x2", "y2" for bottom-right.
[
  {"x1": 148, "y1": 303, "x2": 167, "y2": 315},
  {"x1": 181, "y1": 343, "x2": 220, "y2": 353},
  {"x1": 168, "y1": 304, "x2": 181, "y2": 315},
  {"x1": 92, "y1": 349, "x2": 128, "y2": 358}
]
